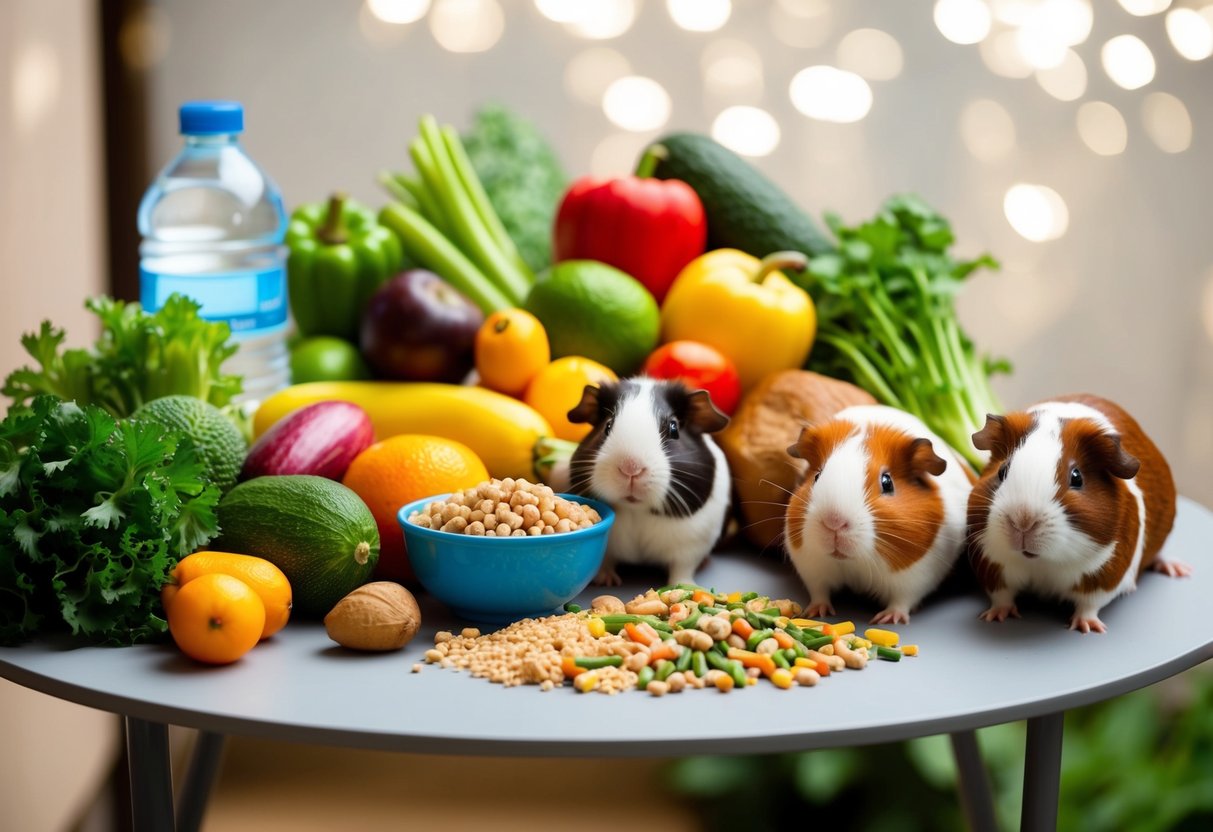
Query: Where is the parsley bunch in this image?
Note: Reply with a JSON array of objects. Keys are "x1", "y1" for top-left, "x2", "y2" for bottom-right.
[{"x1": 0, "y1": 397, "x2": 221, "y2": 645}]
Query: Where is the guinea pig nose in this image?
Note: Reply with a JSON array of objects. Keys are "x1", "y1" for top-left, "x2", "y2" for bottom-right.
[
  {"x1": 617, "y1": 458, "x2": 648, "y2": 479},
  {"x1": 822, "y1": 511, "x2": 851, "y2": 532}
]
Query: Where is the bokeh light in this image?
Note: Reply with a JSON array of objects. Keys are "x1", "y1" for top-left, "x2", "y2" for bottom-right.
[
  {"x1": 602, "y1": 76, "x2": 671, "y2": 132},
  {"x1": 534, "y1": 0, "x2": 581, "y2": 23},
  {"x1": 981, "y1": 31, "x2": 1034, "y2": 77},
  {"x1": 769, "y1": 0, "x2": 832, "y2": 48},
  {"x1": 1141, "y1": 92, "x2": 1193, "y2": 153},
  {"x1": 429, "y1": 0, "x2": 504, "y2": 52},
  {"x1": 1116, "y1": 0, "x2": 1171, "y2": 15},
  {"x1": 1076, "y1": 101, "x2": 1128, "y2": 156},
  {"x1": 1004, "y1": 184, "x2": 1069, "y2": 242},
  {"x1": 1101, "y1": 35, "x2": 1156, "y2": 90},
  {"x1": 1165, "y1": 8, "x2": 1213, "y2": 61},
  {"x1": 367, "y1": 0, "x2": 430, "y2": 24},
  {"x1": 701, "y1": 39, "x2": 764, "y2": 98},
  {"x1": 119, "y1": 6, "x2": 172, "y2": 71},
  {"x1": 789, "y1": 66, "x2": 873, "y2": 123},
  {"x1": 567, "y1": 0, "x2": 637, "y2": 40},
  {"x1": 836, "y1": 29, "x2": 905, "y2": 80},
  {"x1": 12, "y1": 42, "x2": 60, "y2": 134},
  {"x1": 667, "y1": 0, "x2": 731, "y2": 33},
  {"x1": 960, "y1": 99, "x2": 1017, "y2": 162},
  {"x1": 1035, "y1": 49, "x2": 1087, "y2": 101},
  {"x1": 565, "y1": 48, "x2": 631, "y2": 104},
  {"x1": 934, "y1": 0, "x2": 993, "y2": 46},
  {"x1": 711, "y1": 106, "x2": 781, "y2": 157},
  {"x1": 990, "y1": 0, "x2": 1035, "y2": 26}
]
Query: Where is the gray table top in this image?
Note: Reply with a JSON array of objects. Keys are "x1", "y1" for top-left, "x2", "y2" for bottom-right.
[{"x1": 2, "y1": 498, "x2": 1211, "y2": 758}]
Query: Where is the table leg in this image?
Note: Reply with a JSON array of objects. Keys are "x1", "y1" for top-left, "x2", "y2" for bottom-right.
[
  {"x1": 1020, "y1": 711, "x2": 1065, "y2": 832},
  {"x1": 177, "y1": 731, "x2": 226, "y2": 832},
  {"x1": 950, "y1": 730, "x2": 997, "y2": 832},
  {"x1": 124, "y1": 716, "x2": 175, "y2": 832}
]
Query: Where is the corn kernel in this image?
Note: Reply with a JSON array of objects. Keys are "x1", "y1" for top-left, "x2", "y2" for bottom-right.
[
  {"x1": 586, "y1": 618, "x2": 606, "y2": 638},
  {"x1": 726, "y1": 591, "x2": 742, "y2": 604},
  {"x1": 775, "y1": 616, "x2": 789, "y2": 628},
  {"x1": 831, "y1": 621, "x2": 856, "y2": 636},
  {"x1": 574, "y1": 671, "x2": 599, "y2": 693},
  {"x1": 864, "y1": 628, "x2": 898, "y2": 647},
  {"x1": 902, "y1": 644, "x2": 919, "y2": 657},
  {"x1": 794, "y1": 657, "x2": 816, "y2": 669},
  {"x1": 747, "y1": 676, "x2": 758, "y2": 686},
  {"x1": 770, "y1": 668, "x2": 794, "y2": 689},
  {"x1": 791, "y1": 618, "x2": 826, "y2": 629}
]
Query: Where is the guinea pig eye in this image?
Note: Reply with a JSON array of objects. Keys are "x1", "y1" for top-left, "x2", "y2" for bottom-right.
[
  {"x1": 813, "y1": 471, "x2": 821, "y2": 483},
  {"x1": 998, "y1": 462, "x2": 1009, "y2": 482},
  {"x1": 667, "y1": 417, "x2": 680, "y2": 439},
  {"x1": 880, "y1": 472, "x2": 894, "y2": 495},
  {"x1": 603, "y1": 418, "x2": 614, "y2": 437},
  {"x1": 1069, "y1": 466, "x2": 1083, "y2": 489}
]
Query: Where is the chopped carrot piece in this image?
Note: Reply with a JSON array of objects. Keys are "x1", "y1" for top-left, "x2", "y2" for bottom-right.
[
  {"x1": 648, "y1": 642, "x2": 679, "y2": 662},
  {"x1": 561, "y1": 655, "x2": 584, "y2": 678},
  {"x1": 772, "y1": 630, "x2": 795, "y2": 650},
  {"x1": 691, "y1": 590, "x2": 714, "y2": 606},
  {"x1": 732, "y1": 618, "x2": 755, "y2": 640},
  {"x1": 727, "y1": 647, "x2": 776, "y2": 676},
  {"x1": 624, "y1": 622, "x2": 657, "y2": 646}
]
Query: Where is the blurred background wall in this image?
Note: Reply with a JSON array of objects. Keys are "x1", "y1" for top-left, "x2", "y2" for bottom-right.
[
  {"x1": 137, "y1": 0, "x2": 1213, "y2": 503},
  {"x1": 0, "y1": 1, "x2": 1210, "y2": 829}
]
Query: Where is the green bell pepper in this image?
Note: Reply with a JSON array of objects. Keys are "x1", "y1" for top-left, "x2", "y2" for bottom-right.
[{"x1": 286, "y1": 194, "x2": 404, "y2": 341}]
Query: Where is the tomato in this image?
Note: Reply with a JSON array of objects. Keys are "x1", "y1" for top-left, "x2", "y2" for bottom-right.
[
  {"x1": 475, "y1": 309, "x2": 551, "y2": 397},
  {"x1": 642, "y1": 340, "x2": 742, "y2": 415}
]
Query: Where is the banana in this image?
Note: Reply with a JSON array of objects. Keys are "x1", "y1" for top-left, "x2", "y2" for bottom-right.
[{"x1": 254, "y1": 382, "x2": 554, "y2": 480}]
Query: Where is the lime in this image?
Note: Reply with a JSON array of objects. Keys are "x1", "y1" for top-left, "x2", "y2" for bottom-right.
[
  {"x1": 524, "y1": 260, "x2": 659, "y2": 375},
  {"x1": 290, "y1": 336, "x2": 371, "y2": 383},
  {"x1": 135, "y1": 395, "x2": 248, "y2": 493}
]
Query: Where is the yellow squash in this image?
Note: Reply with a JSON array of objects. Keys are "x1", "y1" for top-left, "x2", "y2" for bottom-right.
[{"x1": 254, "y1": 382, "x2": 553, "y2": 480}]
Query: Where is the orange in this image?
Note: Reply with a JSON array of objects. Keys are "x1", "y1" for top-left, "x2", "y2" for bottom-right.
[
  {"x1": 167, "y1": 573, "x2": 266, "y2": 665},
  {"x1": 475, "y1": 309, "x2": 550, "y2": 397},
  {"x1": 524, "y1": 356, "x2": 618, "y2": 442},
  {"x1": 342, "y1": 435, "x2": 489, "y2": 581},
  {"x1": 163, "y1": 552, "x2": 292, "y2": 640}
]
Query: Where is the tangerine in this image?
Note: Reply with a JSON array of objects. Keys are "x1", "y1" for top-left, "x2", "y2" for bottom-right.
[
  {"x1": 475, "y1": 309, "x2": 550, "y2": 397},
  {"x1": 163, "y1": 551, "x2": 292, "y2": 640},
  {"x1": 167, "y1": 573, "x2": 266, "y2": 665},
  {"x1": 342, "y1": 435, "x2": 489, "y2": 581}
]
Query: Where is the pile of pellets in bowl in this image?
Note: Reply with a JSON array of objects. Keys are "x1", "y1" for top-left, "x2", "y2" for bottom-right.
[
  {"x1": 407, "y1": 477, "x2": 602, "y2": 537},
  {"x1": 415, "y1": 586, "x2": 918, "y2": 695}
]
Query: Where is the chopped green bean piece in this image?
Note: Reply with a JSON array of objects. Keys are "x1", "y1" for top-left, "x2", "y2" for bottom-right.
[
  {"x1": 771, "y1": 651, "x2": 791, "y2": 670},
  {"x1": 877, "y1": 646, "x2": 902, "y2": 662},
  {"x1": 676, "y1": 610, "x2": 704, "y2": 630},
  {"x1": 675, "y1": 646, "x2": 694, "y2": 672},
  {"x1": 740, "y1": 592, "x2": 758, "y2": 602},
  {"x1": 636, "y1": 665, "x2": 655, "y2": 689},
  {"x1": 574, "y1": 655, "x2": 622, "y2": 669},
  {"x1": 803, "y1": 635, "x2": 835, "y2": 651},
  {"x1": 655, "y1": 660, "x2": 676, "y2": 682},
  {"x1": 691, "y1": 651, "x2": 708, "y2": 678},
  {"x1": 746, "y1": 629, "x2": 774, "y2": 652},
  {"x1": 760, "y1": 607, "x2": 781, "y2": 617},
  {"x1": 564, "y1": 602, "x2": 581, "y2": 613}
]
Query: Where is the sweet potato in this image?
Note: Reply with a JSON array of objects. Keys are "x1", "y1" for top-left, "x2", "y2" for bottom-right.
[{"x1": 717, "y1": 371, "x2": 876, "y2": 551}]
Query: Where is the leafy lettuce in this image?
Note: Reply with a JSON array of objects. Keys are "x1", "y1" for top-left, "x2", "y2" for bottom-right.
[{"x1": 0, "y1": 397, "x2": 221, "y2": 645}]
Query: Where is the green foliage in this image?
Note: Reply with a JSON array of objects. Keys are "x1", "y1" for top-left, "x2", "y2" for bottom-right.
[
  {"x1": 666, "y1": 668, "x2": 1213, "y2": 831},
  {"x1": 0, "y1": 397, "x2": 221, "y2": 645},
  {"x1": 3, "y1": 294, "x2": 242, "y2": 418},
  {"x1": 802, "y1": 194, "x2": 1007, "y2": 467},
  {"x1": 462, "y1": 103, "x2": 567, "y2": 273}
]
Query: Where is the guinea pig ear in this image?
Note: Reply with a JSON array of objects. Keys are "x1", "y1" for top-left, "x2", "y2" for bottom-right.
[
  {"x1": 907, "y1": 437, "x2": 948, "y2": 477},
  {"x1": 566, "y1": 385, "x2": 602, "y2": 425},
  {"x1": 972, "y1": 413, "x2": 1033, "y2": 459},
  {"x1": 787, "y1": 426, "x2": 811, "y2": 459},
  {"x1": 685, "y1": 389, "x2": 730, "y2": 434},
  {"x1": 1085, "y1": 432, "x2": 1141, "y2": 480}
]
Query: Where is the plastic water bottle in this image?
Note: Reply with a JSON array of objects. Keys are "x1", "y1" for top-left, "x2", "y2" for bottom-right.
[{"x1": 138, "y1": 100, "x2": 289, "y2": 404}]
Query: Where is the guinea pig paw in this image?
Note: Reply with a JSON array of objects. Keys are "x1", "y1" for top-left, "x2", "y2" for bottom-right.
[
  {"x1": 805, "y1": 601, "x2": 835, "y2": 618},
  {"x1": 978, "y1": 604, "x2": 1020, "y2": 623},
  {"x1": 1151, "y1": 559, "x2": 1194, "y2": 578},
  {"x1": 871, "y1": 609, "x2": 910, "y2": 625},
  {"x1": 1068, "y1": 614, "x2": 1107, "y2": 634},
  {"x1": 593, "y1": 565, "x2": 623, "y2": 587}
]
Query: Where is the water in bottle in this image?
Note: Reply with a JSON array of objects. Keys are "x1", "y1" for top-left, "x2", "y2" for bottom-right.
[{"x1": 138, "y1": 100, "x2": 289, "y2": 404}]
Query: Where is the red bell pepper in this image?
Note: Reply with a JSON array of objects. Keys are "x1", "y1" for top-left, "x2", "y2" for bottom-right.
[{"x1": 552, "y1": 161, "x2": 706, "y2": 303}]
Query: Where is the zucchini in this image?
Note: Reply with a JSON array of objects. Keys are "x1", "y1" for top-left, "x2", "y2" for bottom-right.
[{"x1": 642, "y1": 133, "x2": 834, "y2": 260}]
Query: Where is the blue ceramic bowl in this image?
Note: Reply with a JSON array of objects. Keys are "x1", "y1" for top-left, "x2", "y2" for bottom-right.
[{"x1": 398, "y1": 493, "x2": 615, "y2": 624}]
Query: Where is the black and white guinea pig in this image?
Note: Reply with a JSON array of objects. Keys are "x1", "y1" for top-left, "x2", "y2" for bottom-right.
[
  {"x1": 566, "y1": 378, "x2": 731, "y2": 587},
  {"x1": 784, "y1": 405, "x2": 975, "y2": 624}
]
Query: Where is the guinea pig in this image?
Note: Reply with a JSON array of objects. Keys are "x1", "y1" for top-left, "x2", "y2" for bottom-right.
[
  {"x1": 566, "y1": 378, "x2": 731, "y2": 587},
  {"x1": 968, "y1": 394, "x2": 1186, "y2": 633},
  {"x1": 784, "y1": 405, "x2": 975, "y2": 624}
]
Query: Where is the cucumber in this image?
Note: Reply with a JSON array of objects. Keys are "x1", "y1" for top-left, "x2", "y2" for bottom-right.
[
  {"x1": 216, "y1": 476, "x2": 380, "y2": 617},
  {"x1": 643, "y1": 133, "x2": 834, "y2": 260}
]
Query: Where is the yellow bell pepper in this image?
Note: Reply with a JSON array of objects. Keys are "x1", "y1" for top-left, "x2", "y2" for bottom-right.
[{"x1": 659, "y1": 249, "x2": 816, "y2": 391}]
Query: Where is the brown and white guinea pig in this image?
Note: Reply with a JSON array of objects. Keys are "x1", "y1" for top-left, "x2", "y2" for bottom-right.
[
  {"x1": 968, "y1": 394, "x2": 1187, "y2": 634},
  {"x1": 566, "y1": 378, "x2": 731, "y2": 587},
  {"x1": 784, "y1": 405, "x2": 974, "y2": 624}
]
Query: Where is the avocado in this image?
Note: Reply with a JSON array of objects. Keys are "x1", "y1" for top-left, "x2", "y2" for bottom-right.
[{"x1": 646, "y1": 133, "x2": 834, "y2": 261}]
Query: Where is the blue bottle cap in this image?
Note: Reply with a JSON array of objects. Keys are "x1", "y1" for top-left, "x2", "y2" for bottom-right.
[{"x1": 179, "y1": 100, "x2": 244, "y2": 135}]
